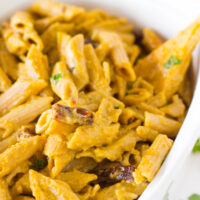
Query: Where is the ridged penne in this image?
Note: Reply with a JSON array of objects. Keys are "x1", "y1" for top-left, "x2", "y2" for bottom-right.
[
  {"x1": 11, "y1": 173, "x2": 31, "y2": 196},
  {"x1": 0, "y1": 130, "x2": 18, "y2": 153},
  {"x1": 56, "y1": 170, "x2": 97, "y2": 192},
  {"x1": 65, "y1": 34, "x2": 89, "y2": 90},
  {"x1": 0, "y1": 67, "x2": 11, "y2": 92},
  {"x1": 135, "y1": 18, "x2": 200, "y2": 100},
  {"x1": 133, "y1": 134, "x2": 173, "y2": 183},
  {"x1": 2, "y1": 13, "x2": 43, "y2": 60},
  {"x1": 10, "y1": 11, "x2": 34, "y2": 33},
  {"x1": 0, "y1": 38, "x2": 18, "y2": 80},
  {"x1": 0, "y1": 136, "x2": 46, "y2": 178},
  {"x1": 29, "y1": 170, "x2": 80, "y2": 200},
  {"x1": 41, "y1": 22, "x2": 74, "y2": 52},
  {"x1": 0, "y1": 96, "x2": 53, "y2": 137},
  {"x1": 5, "y1": 161, "x2": 30, "y2": 186},
  {"x1": 136, "y1": 126, "x2": 159, "y2": 142},
  {"x1": 84, "y1": 44, "x2": 111, "y2": 93},
  {"x1": 44, "y1": 133, "x2": 75, "y2": 177},
  {"x1": 144, "y1": 112, "x2": 181, "y2": 138},
  {"x1": 0, "y1": 179, "x2": 12, "y2": 200},
  {"x1": 160, "y1": 94, "x2": 185, "y2": 118},
  {"x1": 0, "y1": 79, "x2": 47, "y2": 115},
  {"x1": 29, "y1": 0, "x2": 85, "y2": 20},
  {"x1": 25, "y1": 45, "x2": 49, "y2": 80},
  {"x1": 92, "y1": 30, "x2": 136, "y2": 81},
  {"x1": 50, "y1": 61, "x2": 78, "y2": 102},
  {"x1": 68, "y1": 123, "x2": 120, "y2": 151},
  {"x1": 93, "y1": 130, "x2": 141, "y2": 162},
  {"x1": 142, "y1": 28, "x2": 163, "y2": 52}
]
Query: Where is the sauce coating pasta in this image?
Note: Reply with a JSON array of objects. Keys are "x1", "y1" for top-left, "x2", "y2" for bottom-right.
[{"x1": 0, "y1": 0, "x2": 199, "y2": 199}]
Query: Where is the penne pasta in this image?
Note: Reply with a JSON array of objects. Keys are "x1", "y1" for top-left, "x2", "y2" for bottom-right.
[
  {"x1": 56, "y1": 170, "x2": 97, "y2": 192},
  {"x1": 142, "y1": 28, "x2": 163, "y2": 52},
  {"x1": 0, "y1": 79, "x2": 47, "y2": 115},
  {"x1": 64, "y1": 34, "x2": 89, "y2": 90},
  {"x1": 0, "y1": 136, "x2": 46, "y2": 178},
  {"x1": 133, "y1": 134, "x2": 173, "y2": 183},
  {"x1": 92, "y1": 30, "x2": 136, "y2": 81},
  {"x1": 29, "y1": 0, "x2": 85, "y2": 20},
  {"x1": 0, "y1": 1, "x2": 196, "y2": 198},
  {"x1": 0, "y1": 96, "x2": 53, "y2": 138},
  {"x1": 0, "y1": 67, "x2": 11, "y2": 92},
  {"x1": 41, "y1": 22, "x2": 74, "y2": 52},
  {"x1": 135, "y1": 18, "x2": 200, "y2": 100},
  {"x1": 25, "y1": 45, "x2": 49, "y2": 80},
  {"x1": 50, "y1": 61, "x2": 78, "y2": 102},
  {"x1": 0, "y1": 179, "x2": 12, "y2": 200},
  {"x1": 29, "y1": 169, "x2": 80, "y2": 200},
  {"x1": 0, "y1": 38, "x2": 18, "y2": 80},
  {"x1": 144, "y1": 112, "x2": 181, "y2": 138}
]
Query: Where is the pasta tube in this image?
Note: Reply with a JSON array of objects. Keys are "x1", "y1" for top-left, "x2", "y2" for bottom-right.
[
  {"x1": 133, "y1": 134, "x2": 173, "y2": 183},
  {"x1": 0, "y1": 79, "x2": 47, "y2": 115},
  {"x1": 0, "y1": 136, "x2": 46, "y2": 178}
]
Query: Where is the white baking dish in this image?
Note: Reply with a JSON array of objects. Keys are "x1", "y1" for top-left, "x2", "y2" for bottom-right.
[{"x1": 1, "y1": 0, "x2": 200, "y2": 199}]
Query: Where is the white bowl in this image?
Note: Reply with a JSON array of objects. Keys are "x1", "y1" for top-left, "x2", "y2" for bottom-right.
[{"x1": 1, "y1": 0, "x2": 200, "y2": 199}]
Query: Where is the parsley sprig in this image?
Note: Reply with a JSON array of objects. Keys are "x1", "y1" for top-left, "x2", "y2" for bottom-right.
[
  {"x1": 192, "y1": 137, "x2": 200, "y2": 153},
  {"x1": 29, "y1": 158, "x2": 47, "y2": 171},
  {"x1": 188, "y1": 194, "x2": 200, "y2": 200},
  {"x1": 50, "y1": 73, "x2": 64, "y2": 84},
  {"x1": 164, "y1": 56, "x2": 182, "y2": 69}
]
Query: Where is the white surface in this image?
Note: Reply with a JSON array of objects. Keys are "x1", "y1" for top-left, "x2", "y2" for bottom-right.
[{"x1": 0, "y1": 0, "x2": 200, "y2": 199}]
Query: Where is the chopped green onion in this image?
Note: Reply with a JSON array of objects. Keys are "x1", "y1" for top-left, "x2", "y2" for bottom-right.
[
  {"x1": 164, "y1": 56, "x2": 182, "y2": 69},
  {"x1": 114, "y1": 106, "x2": 120, "y2": 109},
  {"x1": 29, "y1": 158, "x2": 47, "y2": 171},
  {"x1": 50, "y1": 73, "x2": 64, "y2": 84}
]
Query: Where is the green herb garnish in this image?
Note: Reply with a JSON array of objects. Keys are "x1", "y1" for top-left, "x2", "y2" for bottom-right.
[
  {"x1": 188, "y1": 194, "x2": 200, "y2": 200},
  {"x1": 49, "y1": 63, "x2": 53, "y2": 68},
  {"x1": 29, "y1": 158, "x2": 47, "y2": 171},
  {"x1": 114, "y1": 106, "x2": 120, "y2": 109},
  {"x1": 162, "y1": 155, "x2": 167, "y2": 164},
  {"x1": 192, "y1": 137, "x2": 200, "y2": 153},
  {"x1": 50, "y1": 73, "x2": 64, "y2": 84},
  {"x1": 164, "y1": 56, "x2": 182, "y2": 69},
  {"x1": 125, "y1": 92, "x2": 129, "y2": 96}
]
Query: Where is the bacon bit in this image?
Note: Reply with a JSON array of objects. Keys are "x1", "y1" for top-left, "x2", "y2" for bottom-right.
[
  {"x1": 95, "y1": 165, "x2": 135, "y2": 184},
  {"x1": 52, "y1": 104, "x2": 94, "y2": 125},
  {"x1": 17, "y1": 127, "x2": 35, "y2": 141}
]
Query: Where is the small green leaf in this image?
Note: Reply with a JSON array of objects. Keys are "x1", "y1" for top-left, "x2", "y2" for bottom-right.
[
  {"x1": 192, "y1": 137, "x2": 200, "y2": 153},
  {"x1": 188, "y1": 194, "x2": 200, "y2": 200},
  {"x1": 114, "y1": 106, "x2": 120, "y2": 109},
  {"x1": 125, "y1": 92, "x2": 129, "y2": 96},
  {"x1": 162, "y1": 155, "x2": 167, "y2": 164},
  {"x1": 30, "y1": 158, "x2": 47, "y2": 171},
  {"x1": 50, "y1": 73, "x2": 64, "y2": 84},
  {"x1": 164, "y1": 56, "x2": 182, "y2": 69}
]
